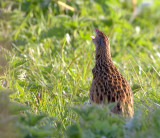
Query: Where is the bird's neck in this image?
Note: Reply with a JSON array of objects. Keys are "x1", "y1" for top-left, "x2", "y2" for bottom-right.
[{"x1": 95, "y1": 46, "x2": 112, "y2": 65}]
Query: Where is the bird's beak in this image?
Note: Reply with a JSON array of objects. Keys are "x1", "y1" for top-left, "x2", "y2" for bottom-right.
[
  {"x1": 90, "y1": 36, "x2": 95, "y2": 40},
  {"x1": 91, "y1": 28, "x2": 99, "y2": 40},
  {"x1": 94, "y1": 27, "x2": 99, "y2": 32}
]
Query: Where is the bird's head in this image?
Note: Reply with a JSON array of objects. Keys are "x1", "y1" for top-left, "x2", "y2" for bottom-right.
[{"x1": 91, "y1": 28, "x2": 109, "y2": 49}]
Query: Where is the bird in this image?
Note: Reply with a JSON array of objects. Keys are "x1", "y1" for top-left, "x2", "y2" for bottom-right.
[{"x1": 89, "y1": 28, "x2": 134, "y2": 117}]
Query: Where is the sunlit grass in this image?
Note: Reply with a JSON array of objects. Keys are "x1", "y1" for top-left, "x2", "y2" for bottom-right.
[{"x1": 0, "y1": 0, "x2": 160, "y2": 137}]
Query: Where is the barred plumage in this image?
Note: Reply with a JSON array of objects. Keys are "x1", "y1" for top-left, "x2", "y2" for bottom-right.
[{"x1": 89, "y1": 28, "x2": 134, "y2": 117}]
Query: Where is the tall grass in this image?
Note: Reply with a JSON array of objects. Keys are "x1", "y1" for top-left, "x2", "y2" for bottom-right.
[{"x1": 0, "y1": 0, "x2": 160, "y2": 137}]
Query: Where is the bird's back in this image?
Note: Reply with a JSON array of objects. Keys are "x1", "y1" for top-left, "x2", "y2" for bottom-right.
[{"x1": 90, "y1": 61, "x2": 134, "y2": 117}]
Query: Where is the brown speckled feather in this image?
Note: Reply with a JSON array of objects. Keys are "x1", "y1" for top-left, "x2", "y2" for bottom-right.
[{"x1": 89, "y1": 28, "x2": 134, "y2": 117}]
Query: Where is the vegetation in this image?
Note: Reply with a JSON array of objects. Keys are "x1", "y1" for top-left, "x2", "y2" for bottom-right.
[{"x1": 0, "y1": 0, "x2": 160, "y2": 137}]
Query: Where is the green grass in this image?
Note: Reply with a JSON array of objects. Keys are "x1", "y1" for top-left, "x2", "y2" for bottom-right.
[{"x1": 0, "y1": 0, "x2": 160, "y2": 137}]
